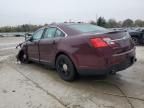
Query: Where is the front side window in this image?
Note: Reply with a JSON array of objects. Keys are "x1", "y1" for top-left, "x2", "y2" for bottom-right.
[
  {"x1": 32, "y1": 29, "x2": 44, "y2": 40},
  {"x1": 43, "y1": 27, "x2": 57, "y2": 39}
]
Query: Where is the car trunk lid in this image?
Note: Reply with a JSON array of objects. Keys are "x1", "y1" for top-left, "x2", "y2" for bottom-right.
[
  {"x1": 103, "y1": 31, "x2": 135, "y2": 54},
  {"x1": 88, "y1": 30, "x2": 135, "y2": 54}
]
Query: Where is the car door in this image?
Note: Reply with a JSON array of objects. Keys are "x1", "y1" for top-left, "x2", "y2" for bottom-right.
[
  {"x1": 27, "y1": 28, "x2": 44, "y2": 61},
  {"x1": 39, "y1": 27, "x2": 65, "y2": 64}
]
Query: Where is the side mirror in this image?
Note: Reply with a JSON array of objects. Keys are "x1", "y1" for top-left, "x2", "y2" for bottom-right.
[{"x1": 25, "y1": 33, "x2": 33, "y2": 41}]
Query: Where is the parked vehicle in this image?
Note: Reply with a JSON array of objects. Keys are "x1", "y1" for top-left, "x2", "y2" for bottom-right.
[
  {"x1": 17, "y1": 23, "x2": 136, "y2": 81},
  {"x1": 128, "y1": 29, "x2": 144, "y2": 45}
]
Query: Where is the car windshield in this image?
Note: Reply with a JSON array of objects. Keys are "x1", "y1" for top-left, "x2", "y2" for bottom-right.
[{"x1": 68, "y1": 24, "x2": 109, "y2": 33}]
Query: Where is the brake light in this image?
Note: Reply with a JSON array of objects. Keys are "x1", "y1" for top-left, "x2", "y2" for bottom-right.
[
  {"x1": 90, "y1": 37, "x2": 116, "y2": 48},
  {"x1": 90, "y1": 38, "x2": 108, "y2": 48}
]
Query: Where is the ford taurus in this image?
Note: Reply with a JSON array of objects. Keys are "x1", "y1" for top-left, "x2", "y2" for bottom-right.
[{"x1": 17, "y1": 23, "x2": 136, "y2": 81}]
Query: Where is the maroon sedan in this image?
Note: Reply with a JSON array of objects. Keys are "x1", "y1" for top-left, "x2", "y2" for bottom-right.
[{"x1": 17, "y1": 23, "x2": 136, "y2": 81}]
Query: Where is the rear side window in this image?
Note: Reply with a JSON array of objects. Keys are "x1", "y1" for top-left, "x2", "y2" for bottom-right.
[
  {"x1": 43, "y1": 27, "x2": 57, "y2": 39},
  {"x1": 55, "y1": 29, "x2": 65, "y2": 37},
  {"x1": 68, "y1": 24, "x2": 109, "y2": 33}
]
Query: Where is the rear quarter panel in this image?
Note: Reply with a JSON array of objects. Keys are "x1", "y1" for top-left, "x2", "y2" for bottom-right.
[{"x1": 57, "y1": 35, "x2": 108, "y2": 69}]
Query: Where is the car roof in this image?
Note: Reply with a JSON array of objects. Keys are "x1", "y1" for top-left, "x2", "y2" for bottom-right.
[
  {"x1": 47, "y1": 23, "x2": 82, "y2": 36},
  {"x1": 49, "y1": 23, "x2": 85, "y2": 28}
]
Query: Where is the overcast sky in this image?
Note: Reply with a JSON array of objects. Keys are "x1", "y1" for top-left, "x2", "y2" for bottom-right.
[{"x1": 0, "y1": 0, "x2": 143, "y2": 26}]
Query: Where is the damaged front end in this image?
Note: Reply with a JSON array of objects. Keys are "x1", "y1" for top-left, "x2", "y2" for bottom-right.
[
  {"x1": 16, "y1": 33, "x2": 32, "y2": 63},
  {"x1": 16, "y1": 42, "x2": 25, "y2": 62}
]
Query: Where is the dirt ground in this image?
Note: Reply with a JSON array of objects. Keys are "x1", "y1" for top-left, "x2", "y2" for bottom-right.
[{"x1": 0, "y1": 37, "x2": 144, "y2": 108}]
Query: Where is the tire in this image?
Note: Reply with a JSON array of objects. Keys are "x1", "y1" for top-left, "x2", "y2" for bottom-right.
[
  {"x1": 18, "y1": 51, "x2": 29, "y2": 64},
  {"x1": 132, "y1": 37, "x2": 139, "y2": 45},
  {"x1": 56, "y1": 55, "x2": 76, "y2": 81}
]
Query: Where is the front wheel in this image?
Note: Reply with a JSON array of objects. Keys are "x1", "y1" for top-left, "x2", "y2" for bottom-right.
[
  {"x1": 56, "y1": 55, "x2": 76, "y2": 81},
  {"x1": 18, "y1": 51, "x2": 29, "y2": 64}
]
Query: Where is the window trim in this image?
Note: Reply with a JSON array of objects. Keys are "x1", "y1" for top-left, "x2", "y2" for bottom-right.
[
  {"x1": 40, "y1": 26, "x2": 68, "y2": 40},
  {"x1": 56, "y1": 27, "x2": 68, "y2": 37}
]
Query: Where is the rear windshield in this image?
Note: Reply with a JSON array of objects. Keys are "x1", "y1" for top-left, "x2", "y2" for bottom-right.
[{"x1": 68, "y1": 24, "x2": 109, "y2": 33}]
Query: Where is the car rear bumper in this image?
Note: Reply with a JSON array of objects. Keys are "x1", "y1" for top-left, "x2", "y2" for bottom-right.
[
  {"x1": 78, "y1": 57, "x2": 136, "y2": 75},
  {"x1": 77, "y1": 48, "x2": 136, "y2": 76}
]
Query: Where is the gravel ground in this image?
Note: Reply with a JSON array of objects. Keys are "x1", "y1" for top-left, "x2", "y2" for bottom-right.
[{"x1": 0, "y1": 37, "x2": 144, "y2": 108}]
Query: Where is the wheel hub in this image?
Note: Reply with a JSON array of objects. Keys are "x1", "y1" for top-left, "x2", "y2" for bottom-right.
[
  {"x1": 132, "y1": 38, "x2": 138, "y2": 45},
  {"x1": 23, "y1": 54, "x2": 27, "y2": 59},
  {"x1": 63, "y1": 64, "x2": 68, "y2": 72}
]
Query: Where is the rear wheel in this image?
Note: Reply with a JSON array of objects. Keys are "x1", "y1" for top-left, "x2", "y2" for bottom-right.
[
  {"x1": 132, "y1": 37, "x2": 139, "y2": 45},
  {"x1": 56, "y1": 55, "x2": 76, "y2": 81}
]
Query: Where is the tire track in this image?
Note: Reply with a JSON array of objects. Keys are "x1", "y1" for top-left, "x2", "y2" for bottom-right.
[{"x1": 10, "y1": 65, "x2": 68, "y2": 108}]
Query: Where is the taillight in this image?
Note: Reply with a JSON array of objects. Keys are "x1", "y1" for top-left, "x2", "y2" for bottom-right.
[
  {"x1": 90, "y1": 38, "x2": 108, "y2": 48},
  {"x1": 90, "y1": 37, "x2": 116, "y2": 48}
]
